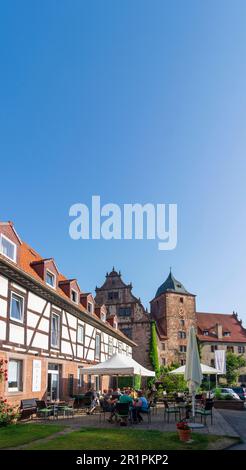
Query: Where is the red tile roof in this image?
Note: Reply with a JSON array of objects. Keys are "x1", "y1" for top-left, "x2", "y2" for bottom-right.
[
  {"x1": 197, "y1": 312, "x2": 246, "y2": 343},
  {"x1": 2, "y1": 234, "x2": 135, "y2": 345}
]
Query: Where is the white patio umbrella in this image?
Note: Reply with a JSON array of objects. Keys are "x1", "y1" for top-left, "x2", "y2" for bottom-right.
[
  {"x1": 184, "y1": 326, "x2": 203, "y2": 418},
  {"x1": 169, "y1": 363, "x2": 221, "y2": 375}
]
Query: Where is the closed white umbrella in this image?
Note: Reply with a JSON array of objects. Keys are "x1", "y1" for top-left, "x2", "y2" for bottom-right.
[{"x1": 184, "y1": 326, "x2": 203, "y2": 418}]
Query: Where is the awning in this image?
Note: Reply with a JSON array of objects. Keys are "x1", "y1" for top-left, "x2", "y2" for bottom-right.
[{"x1": 81, "y1": 353, "x2": 155, "y2": 377}]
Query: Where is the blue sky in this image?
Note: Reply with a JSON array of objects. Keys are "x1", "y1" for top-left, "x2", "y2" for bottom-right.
[{"x1": 1, "y1": 1, "x2": 246, "y2": 320}]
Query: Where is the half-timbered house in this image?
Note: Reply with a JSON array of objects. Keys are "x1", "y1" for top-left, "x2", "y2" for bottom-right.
[{"x1": 0, "y1": 222, "x2": 135, "y2": 405}]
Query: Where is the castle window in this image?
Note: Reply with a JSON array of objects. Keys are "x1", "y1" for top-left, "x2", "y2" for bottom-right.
[
  {"x1": 238, "y1": 346, "x2": 245, "y2": 354},
  {"x1": 162, "y1": 343, "x2": 165, "y2": 351},
  {"x1": 118, "y1": 307, "x2": 131, "y2": 317},
  {"x1": 180, "y1": 319, "x2": 185, "y2": 327},
  {"x1": 223, "y1": 331, "x2": 231, "y2": 337},
  {"x1": 46, "y1": 270, "x2": 55, "y2": 288},
  {"x1": 178, "y1": 331, "x2": 186, "y2": 339},
  {"x1": 180, "y1": 297, "x2": 184, "y2": 303},
  {"x1": 121, "y1": 327, "x2": 132, "y2": 339},
  {"x1": 179, "y1": 345, "x2": 186, "y2": 353},
  {"x1": 211, "y1": 345, "x2": 218, "y2": 352},
  {"x1": 227, "y1": 346, "x2": 234, "y2": 353},
  {"x1": 203, "y1": 330, "x2": 209, "y2": 336},
  {"x1": 108, "y1": 292, "x2": 119, "y2": 300},
  {"x1": 0, "y1": 234, "x2": 17, "y2": 262},
  {"x1": 211, "y1": 359, "x2": 215, "y2": 367},
  {"x1": 180, "y1": 359, "x2": 186, "y2": 366},
  {"x1": 162, "y1": 358, "x2": 166, "y2": 366}
]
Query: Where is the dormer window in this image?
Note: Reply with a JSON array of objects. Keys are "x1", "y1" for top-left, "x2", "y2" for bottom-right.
[
  {"x1": 88, "y1": 302, "x2": 94, "y2": 314},
  {"x1": 46, "y1": 270, "x2": 55, "y2": 288},
  {"x1": 223, "y1": 331, "x2": 231, "y2": 337},
  {"x1": 203, "y1": 330, "x2": 209, "y2": 336},
  {"x1": 71, "y1": 289, "x2": 78, "y2": 303},
  {"x1": 0, "y1": 234, "x2": 17, "y2": 262}
]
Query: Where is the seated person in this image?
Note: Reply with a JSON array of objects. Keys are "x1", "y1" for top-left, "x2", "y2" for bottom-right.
[
  {"x1": 131, "y1": 391, "x2": 149, "y2": 423},
  {"x1": 119, "y1": 390, "x2": 134, "y2": 405},
  {"x1": 86, "y1": 389, "x2": 99, "y2": 415}
]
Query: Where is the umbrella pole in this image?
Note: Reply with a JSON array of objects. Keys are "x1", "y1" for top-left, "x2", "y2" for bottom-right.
[{"x1": 192, "y1": 391, "x2": 195, "y2": 419}]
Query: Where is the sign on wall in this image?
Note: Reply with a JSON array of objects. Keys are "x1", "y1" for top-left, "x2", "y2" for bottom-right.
[{"x1": 32, "y1": 359, "x2": 42, "y2": 392}]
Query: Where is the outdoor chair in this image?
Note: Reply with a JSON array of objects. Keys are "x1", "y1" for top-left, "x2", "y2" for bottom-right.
[
  {"x1": 114, "y1": 402, "x2": 131, "y2": 426},
  {"x1": 195, "y1": 400, "x2": 213, "y2": 425},
  {"x1": 57, "y1": 399, "x2": 75, "y2": 419},
  {"x1": 163, "y1": 400, "x2": 181, "y2": 423},
  {"x1": 20, "y1": 399, "x2": 37, "y2": 420},
  {"x1": 36, "y1": 400, "x2": 53, "y2": 420}
]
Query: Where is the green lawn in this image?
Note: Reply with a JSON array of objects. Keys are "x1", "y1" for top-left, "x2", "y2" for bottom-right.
[
  {"x1": 0, "y1": 423, "x2": 65, "y2": 449},
  {"x1": 26, "y1": 427, "x2": 226, "y2": 450},
  {"x1": 0, "y1": 424, "x2": 238, "y2": 450}
]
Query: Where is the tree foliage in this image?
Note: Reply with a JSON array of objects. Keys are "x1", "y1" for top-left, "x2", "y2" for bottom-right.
[
  {"x1": 149, "y1": 321, "x2": 160, "y2": 374},
  {"x1": 157, "y1": 364, "x2": 188, "y2": 393},
  {"x1": 225, "y1": 351, "x2": 246, "y2": 386}
]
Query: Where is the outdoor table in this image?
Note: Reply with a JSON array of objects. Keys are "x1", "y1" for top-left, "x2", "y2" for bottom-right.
[{"x1": 187, "y1": 422, "x2": 204, "y2": 429}]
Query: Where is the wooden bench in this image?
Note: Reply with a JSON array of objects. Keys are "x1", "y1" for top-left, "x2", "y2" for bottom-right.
[{"x1": 20, "y1": 398, "x2": 37, "y2": 420}]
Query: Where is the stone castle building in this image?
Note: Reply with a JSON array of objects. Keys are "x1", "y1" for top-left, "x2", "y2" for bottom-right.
[
  {"x1": 95, "y1": 268, "x2": 152, "y2": 369},
  {"x1": 95, "y1": 269, "x2": 246, "y2": 382}
]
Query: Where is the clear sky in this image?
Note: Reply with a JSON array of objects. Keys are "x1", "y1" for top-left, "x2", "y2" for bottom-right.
[{"x1": 1, "y1": 1, "x2": 246, "y2": 321}]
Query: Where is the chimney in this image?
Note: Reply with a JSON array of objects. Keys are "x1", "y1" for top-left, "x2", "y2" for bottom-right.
[{"x1": 216, "y1": 323, "x2": 223, "y2": 339}]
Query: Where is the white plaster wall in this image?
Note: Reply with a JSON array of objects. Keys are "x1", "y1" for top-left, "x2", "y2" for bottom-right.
[
  {"x1": 62, "y1": 325, "x2": 70, "y2": 340},
  {"x1": 0, "y1": 298, "x2": 7, "y2": 318},
  {"x1": 66, "y1": 312, "x2": 77, "y2": 329},
  {"x1": 27, "y1": 311, "x2": 39, "y2": 328},
  {"x1": 11, "y1": 283, "x2": 26, "y2": 294},
  {"x1": 0, "y1": 320, "x2": 6, "y2": 340},
  {"x1": 28, "y1": 292, "x2": 46, "y2": 313},
  {"x1": 0, "y1": 275, "x2": 8, "y2": 297},
  {"x1": 9, "y1": 324, "x2": 25, "y2": 344},
  {"x1": 39, "y1": 318, "x2": 49, "y2": 332},
  {"x1": 61, "y1": 340, "x2": 72, "y2": 355},
  {"x1": 32, "y1": 332, "x2": 49, "y2": 349}
]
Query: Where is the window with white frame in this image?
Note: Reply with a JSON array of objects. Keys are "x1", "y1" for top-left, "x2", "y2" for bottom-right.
[
  {"x1": 108, "y1": 337, "x2": 113, "y2": 356},
  {"x1": 51, "y1": 313, "x2": 60, "y2": 348},
  {"x1": 118, "y1": 342, "x2": 122, "y2": 354},
  {"x1": 8, "y1": 359, "x2": 23, "y2": 392},
  {"x1": 0, "y1": 234, "x2": 17, "y2": 262},
  {"x1": 78, "y1": 324, "x2": 84, "y2": 344},
  {"x1": 10, "y1": 292, "x2": 24, "y2": 322},
  {"x1": 71, "y1": 289, "x2": 78, "y2": 303},
  {"x1": 95, "y1": 333, "x2": 101, "y2": 360},
  {"x1": 46, "y1": 270, "x2": 55, "y2": 288}
]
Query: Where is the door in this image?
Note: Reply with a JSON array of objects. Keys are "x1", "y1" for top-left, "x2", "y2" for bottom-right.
[{"x1": 47, "y1": 370, "x2": 59, "y2": 401}]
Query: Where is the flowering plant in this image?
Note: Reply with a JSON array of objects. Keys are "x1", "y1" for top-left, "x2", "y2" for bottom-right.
[
  {"x1": 176, "y1": 420, "x2": 190, "y2": 431},
  {"x1": 0, "y1": 398, "x2": 20, "y2": 426},
  {"x1": 0, "y1": 359, "x2": 8, "y2": 383},
  {"x1": 0, "y1": 359, "x2": 19, "y2": 426}
]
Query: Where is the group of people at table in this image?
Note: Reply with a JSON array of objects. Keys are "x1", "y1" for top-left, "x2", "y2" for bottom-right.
[{"x1": 84, "y1": 388, "x2": 150, "y2": 424}]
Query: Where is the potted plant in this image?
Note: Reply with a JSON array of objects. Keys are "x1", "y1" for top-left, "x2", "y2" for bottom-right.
[{"x1": 176, "y1": 420, "x2": 191, "y2": 442}]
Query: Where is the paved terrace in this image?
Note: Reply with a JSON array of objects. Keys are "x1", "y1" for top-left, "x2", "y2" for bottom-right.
[{"x1": 36, "y1": 406, "x2": 239, "y2": 438}]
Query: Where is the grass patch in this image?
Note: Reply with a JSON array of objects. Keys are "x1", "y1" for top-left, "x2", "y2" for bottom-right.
[
  {"x1": 0, "y1": 423, "x2": 65, "y2": 449},
  {"x1": 26, "y1": 427, "x2": 225, "y2": 450}
]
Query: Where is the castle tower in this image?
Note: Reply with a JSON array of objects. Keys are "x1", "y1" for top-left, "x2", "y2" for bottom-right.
[
  {"x1": 150, "y1": 271, "x2": 197, "y2": 366},
  {"x1": 95, "y1": 268, "x2": 152, "y2": 368}
]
